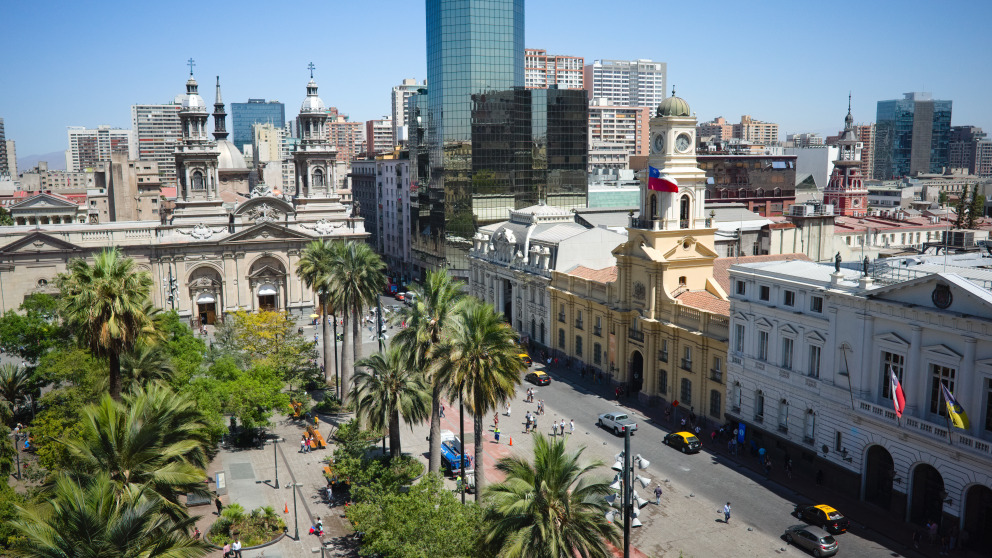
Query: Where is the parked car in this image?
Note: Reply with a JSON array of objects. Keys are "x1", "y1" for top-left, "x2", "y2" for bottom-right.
[
  {"x1": 794, "y1": 504, "x2": 850, "y2": 534},
  {"x1": 783, "y1": 524, "x2": 839, "y2": 557},
  {"x1": 394, "y1": 292, "x2": 405, "y2": 302},
  {"x1": 525, "y1": 371, "x2": 550, "y2": 385},
  {"x1": 597, "y1": 411, "x2": 637, "y2": 436},
  {"x1": 439, "y1": 430, "x2": 472, "y2": 476},
  {"x1": 663, "y1": 431, "x2": 702, "y2": 454}
]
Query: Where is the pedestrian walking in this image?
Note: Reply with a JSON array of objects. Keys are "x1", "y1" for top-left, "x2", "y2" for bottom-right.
[
  {"x1": 301, "y1": 437, "x2": 307, "y2": 453},
  {"x1": 680, "y1": 417, "x2": 687, "y2": 428},
  {"x1": 539, "y1": 400, "x2": 545, "y2": 415},
  {"x1": 494, "y1": 427, "x2": 501, "y2": 443},
  {"x1": 493, "y1": 413, "x2": 499, "y2": 428},
  {"x1": 665, "y1": 407, "x2": 672, "y2": 423},
  {"x1": 570, "y1": 419, "x2": 575, "y2": 435},
  {"x1": 222, "y1": 542, "x2": 231, "y2": 558},
  {"x1": 440, "y1": 404, "x2": 445, "y2": 418},
  {"x1": 654, "y1": 485, "x2": 663, "y2": 505},
  {"x1": 193, "y1": 527, "x2": 201, "y2": 540},
  {"x1": 723, "y1": 502, "x2": 732, "y2": 523},
  {"x1": 317, "y1": 518, "x2": 324, "y2": 536},
  {"x1": 314, "y1": 415, "x2": 320, "y2": 428},
  {"x1": 552, "y1": 421, "x2": 558, "y2": 436},
  {"x1": 505, "y1": 403, "x2": 511, "y2": 417},
  {"x1": 560, "y1": 419, "x2": 566, "y2": 436},
  {"x1": 215, "y1": 497, "x2": 223, "y2": 515},
  {"x1": 525, "y1": 413, "x2": 532, "y2": 433},
  {"x1": 695, "y1": 425, "x2": 702, "y2": 438},
  {"x1": 764, "y1": 457, "x2": 772, "y2": 478},
  {"x1": 232, "y1": 539, "x2": 242, "y2": 558},
  {"x1": 928, "y1": 520, "x2": 938, "y2": 544}
]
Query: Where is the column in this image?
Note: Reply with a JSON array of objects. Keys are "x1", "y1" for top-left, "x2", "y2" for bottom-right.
[
  {"x1": 828, "y1": 307, "x2": 839, "y2": 380},
  {"x1": 859, "y1": 315, "x2": 875, "y2": 398},
  {"x1": 648, "y1": 270, "x2": 657, "y2": 320},
  {"x1": 962, "y1": 337, "x2": 978, "y2": 436},
  {"x1": 286, "y1": 251, "x2": 297, "y2": 306},
  {"x1": 908, "y1": 326, "x2": 925, "y2": 415}
]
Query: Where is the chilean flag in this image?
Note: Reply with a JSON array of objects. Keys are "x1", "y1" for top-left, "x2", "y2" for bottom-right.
[
  {"x1": 648, "y1": 166, "x2": 679, "y2": 192},
  {"x1": 888, "y1": 365, "x2": 906, "y2": 418}
]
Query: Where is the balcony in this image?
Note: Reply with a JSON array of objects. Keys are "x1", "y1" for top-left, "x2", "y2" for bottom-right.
[
  {"x1": 593, "y1": 326, "x2": 602, "y2": 337},
  {"x1": 575, "y1": 319, "x2": 583, "y2": 330},
  {"x1": 710, "y1": 368, "x2": 723, "y2": 382},
  {"x1": 658, "y1": 350, "x2": 668, "y2": 363},
  {"x1": 558, "y1": 313, "x2": 566, "y2": 323},
  {"x1": 628, "y1": 329, "x2": 644, "y2": 342},
  {"x1": 680, "y1": 358, "x2": 692, "y2": 371}
]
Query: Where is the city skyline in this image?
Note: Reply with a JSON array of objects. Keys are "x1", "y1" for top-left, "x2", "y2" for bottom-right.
[{"x1": 2, "y1": 0, "x2": 991, "y2": 158}]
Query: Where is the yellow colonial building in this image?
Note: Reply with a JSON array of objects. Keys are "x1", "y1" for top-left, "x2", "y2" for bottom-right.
[{"x1": 549, "y1": 92, "x2": 732, "y2": 422}]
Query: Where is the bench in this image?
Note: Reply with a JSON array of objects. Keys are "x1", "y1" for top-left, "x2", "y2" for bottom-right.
[
  {"x1": 323, "y1": 465, "x2": 332, "y2": 477},
  {"x1": 306, "y1": 426, "x2": 326, "y2": 449},
  {"x1": 290, "y1": 402, "x2": 303, "y2": 419}
]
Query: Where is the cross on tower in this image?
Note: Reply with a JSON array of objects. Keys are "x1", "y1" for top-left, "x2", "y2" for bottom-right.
[
  {"x1": 308, "y1": 62, "x2": 315, "y2": 79},
  {"x1": 187, "y1": 58, "x2": 196, "y2": 76}
]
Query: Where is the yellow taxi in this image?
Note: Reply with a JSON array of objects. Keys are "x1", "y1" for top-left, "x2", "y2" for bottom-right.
[
  {"x1": 663, "y1": 431, "x2": 702, "y2": 454},
  {"x1": 518, "y1": 353, "x2": 533, "y2": 366},
  {"x1": 794, "y1": 504, "x2": 850, "y2": 534}
]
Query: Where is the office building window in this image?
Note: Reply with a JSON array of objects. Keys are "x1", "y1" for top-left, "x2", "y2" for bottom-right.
[
  {"x1": 779, "y1": 399, "x2": 789, "y2": 432},
  {"x1": 929, "y1": 364, "x2": 957, "y2": 416},
  {"x1": 755, "y1": 390, "x2": 765, "y2": 421},
  {"x1": 781, "y1": 338, "x2": 793, "y2": 370},
  {"x1": 881, "y1": 351, "x2": 905, "y2": 401},
  {"x1": 710, "y1": 390, "x2": 721, "y2": 418},
  {"x1": 810, "y1": 296, "x2": 823, "y2": 313},
  {"x1": 732, "y1": 382, "x2": 741, "y2": 411},
  {"x1": 759, "y1": 285, "x2": 770, "y2": 301},
  {"x1": 808, "y1": 345, "x2": 821, "y2": 378},
  {"x1": 735, "y1": 324, "x2": 745, "y2": 353},
  {"x1": 758, "y1": 330, "x2": 769, "y2": 361},
  {"x1": 680, "y1": 378, "x2": 692, "y2": 404},
  {"x1": 575, "y1": 336, "x2": 583, "y2": 357},
  {"x1": 736, "y1": 280, "x2": 746, "y2": 295},
  {"x1": 594, "y1": 343, "x2": 602, "y2": 365},
  {"x1": 659, "y1": 339, "x2": 669, "y2": 362},
  {"x1": 804, "y1": 410, "x2": 815, "y2": 443},
  {"x1": 558, "y1": 329, "x2": 565, "y2": 349},
  {"x1": 659, "y1": 369, "x2": 668, "y2": 394},
  {"x1": 783, "y1": 290, "x2": 795, "y2": 307}
]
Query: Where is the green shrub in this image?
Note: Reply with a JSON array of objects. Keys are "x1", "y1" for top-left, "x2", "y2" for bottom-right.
[{"x1": 208, "y1": 505, "x2": 285, "y2": 547}]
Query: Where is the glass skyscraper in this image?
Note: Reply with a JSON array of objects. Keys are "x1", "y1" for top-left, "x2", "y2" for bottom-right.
[
  {"x1": 412, "y1": 0, "x2": 587, "y2": 278},
  {"x1": 874, "y1": 92, "x2": 952, "y2": 179},
  {"x1": 230, "y1": 99, "x2": 286, "y2": 151}
]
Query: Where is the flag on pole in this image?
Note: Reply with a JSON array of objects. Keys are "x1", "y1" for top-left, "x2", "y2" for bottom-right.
[
  {"x1": 648, "y1": 166, "x2": 679, "y2": 192},
  {"x1": 888, "y1": 365, "x2": 906, "y2": 418},
  {"x1": 940, "y1": 382, "x2": 970, "y2": 429}
]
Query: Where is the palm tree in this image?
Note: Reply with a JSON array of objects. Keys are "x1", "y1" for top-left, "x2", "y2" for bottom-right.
[
  {"x1": 0, "y1": 363, "x2": 32, "y2": 422},
  {"x1": 439, "y1": 299, "x2": 523, "y2": 499},
  {"x1": 296, "y1": 240, "x2": 338, "y2": 389},
  {"x1": 392, "y1": 269, "x2": 464, "y2": 474},
  {"x1": 13, "y1": 473, "x2": 209, "y2": 558},
  {"x1": 57, "y1": 248, "x2": 156, "y2": 400},
  {"x1": 484, "y1": 434, "x2": 621, "y2": 558},
  {"x1": 64, "y1": 383, "x2": 214, "y2": 518},
  {"x1": 329, "y1": 241, "x2": 386, "y2": 407},
  {"x1": 121, "y1": 341, "x2": 175, "y2": 388},
  {"x1": 352, "y1": 346, "x2": 431, "y2": 457}
]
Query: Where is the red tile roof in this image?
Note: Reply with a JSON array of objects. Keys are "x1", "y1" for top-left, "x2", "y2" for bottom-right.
[
  {"x1": 568, "y1": 265, "x2": 618, "y2": 283},
  {"x1": 674, "y1": 290, "x2": 730, "y2": 316},
  {"x1": 712, "y1": 253, "x2": 812, "y2": 293}
]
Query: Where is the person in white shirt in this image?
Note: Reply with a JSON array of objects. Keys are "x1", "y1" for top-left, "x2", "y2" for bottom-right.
[{"x1": 232, "y1": 539, "x2": 242, "y2": 558}]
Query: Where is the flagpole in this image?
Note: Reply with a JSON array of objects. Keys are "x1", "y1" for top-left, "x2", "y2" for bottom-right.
[{"x1": 940, "y1": 384, "x2": 955, "y2": 445}]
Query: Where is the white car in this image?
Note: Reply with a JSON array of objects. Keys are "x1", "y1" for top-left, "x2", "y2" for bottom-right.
[{"x1": 597, "y1": 411, "x2": 638, "y2": 436}]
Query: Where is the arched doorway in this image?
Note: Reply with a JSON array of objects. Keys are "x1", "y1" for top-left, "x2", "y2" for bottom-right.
[
  {"x1": 257, "y1": 284, "x2": 278, "y2": 311},
  {"x1": 963, "y1": 484, "x2": 992, "y2": 553},
  {"x1": 679, "y1": 195, "x2": 690, "y2": 229},
  {"x1": 188, "y1": 267, "x2": 223, "y2": 325},
  {"x1": 629, "y1": 350, "x2": 644, "y2": 393},
  {"x1": 196, "y1": 293, "x2": 217, "y2": 325},
  {"x1": 910, "y1": 463, "x2": 945, "y2": 525},
  {"x1": 864, "y1": 445, "x2": 894, "y2": 510}
]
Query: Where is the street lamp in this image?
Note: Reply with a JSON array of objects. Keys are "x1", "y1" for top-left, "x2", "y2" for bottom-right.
[
  {"x1": 618, "y1": 427, "x2": 650, "y2": 558},
  {"x1": 291, "y1": 482, "x2": 305, "y2": 540},
  {"x1": 273, "y1": 437, "x2": 279, "y2": 489}
]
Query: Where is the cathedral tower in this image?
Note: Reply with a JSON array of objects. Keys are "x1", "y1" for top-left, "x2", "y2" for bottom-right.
[{"x1": 293, "y1": 65, "x2": 338, "y2": 200}]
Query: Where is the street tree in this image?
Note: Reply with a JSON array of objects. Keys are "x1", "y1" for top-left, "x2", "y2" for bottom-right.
[
  {"x1": 353, "y1": 346, "x2": 431, "y2": 457},
  {"x1": 484, "y1": 434, "x2": 620, "y2": 558},
  {"x1": 297, "y1": 239, "x2": 338, "y2": 388},
  {"x1": 392, "y1": 269, "x2": 464, "y2": 474}
]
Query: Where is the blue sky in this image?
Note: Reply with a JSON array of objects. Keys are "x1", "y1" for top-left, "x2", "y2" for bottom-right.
[{"x1": 2, "y1": 0, "x2": 990, "y2": 158}]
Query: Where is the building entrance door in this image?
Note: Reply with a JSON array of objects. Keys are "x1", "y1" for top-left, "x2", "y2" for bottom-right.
[{"x1": 258, "y1": 284, "x2": 278, "y2": 312}]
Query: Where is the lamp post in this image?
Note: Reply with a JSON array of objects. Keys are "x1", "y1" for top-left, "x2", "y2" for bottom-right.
[
  {"x1": 292, "y1": 482, "x2": 304, "y2": 540},
  {"x1": 622, "y1": 427, "x2": 632, "y2": 558},
  {"x1": 273, "y1": 437, "x2": 279, "y2": 488},
  {"x1": 377, "y1": 297, "x2": 385, "y2": 456}
]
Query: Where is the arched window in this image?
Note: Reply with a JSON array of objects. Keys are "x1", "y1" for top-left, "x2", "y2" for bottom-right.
[
  {"x1": 313, "y1": 168, "x2": 324, "y2": 188},
  {"x1": 649, "y1": 194, "x2": 657, "y2": 220},
  {"x1": 679, "y1": 195, "x2": 690, "y2": 229},
  {"x1": 192, "y1": 170, "x2": 204, "y2": 190}
]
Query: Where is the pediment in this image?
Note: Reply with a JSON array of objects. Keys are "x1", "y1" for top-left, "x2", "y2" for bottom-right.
[
  {"x1": 875, "y1": 331, "x2": 910, "y2": 348},
  {"x1": 779, "y1": 324, "x2": 798, "y2": 336},
  {"x1": 733, "y1": 311, "x2": 749, "y2": 322},
  {"x1": 755, "y1": 317, "x2": 772, "y2": 329},
  {"x1": 975, "y1": 358, "x2": 992, "y2": 370},
  {"x1": 867, "y1": 272, "x2": 992, "y2": 320},
  {"x1": 247, "y1": 264, "x2": 287, "y2": 280},
  {"x1": 661, "y1": 235, "x2": 720, "y2": 260},
  {"x1": 10, "y1": 194, "x2": 79, "y2": 211},
  {"x1": 0, "y1": 232, "x2": 82, "y2": 255},
  {"x1": 805, "y1": 331, "x2": 826, "y2": 343},
  {"x1": 923, "y1": 344, "x2": 962, "y2": 361},
  {"x1": 220, "y1": 222, "x2": 313, "y2": 244}
]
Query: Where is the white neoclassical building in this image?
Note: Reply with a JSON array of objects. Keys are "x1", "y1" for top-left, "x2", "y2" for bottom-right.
[
  {"x1": 726, "y1": 255, "x2": 992, "y2": 548},
  {"x1": 468, "y1": 204, "x2": 625, "y2": 347}
]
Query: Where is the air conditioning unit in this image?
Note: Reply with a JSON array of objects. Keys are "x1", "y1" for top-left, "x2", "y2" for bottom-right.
[{"x1": 791, "y1": 204, "x2": 812, "y2": 217}]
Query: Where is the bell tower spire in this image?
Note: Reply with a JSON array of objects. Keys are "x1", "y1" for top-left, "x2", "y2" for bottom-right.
[{"x1": 212, "y1": 76, "x2": 228, "y2": 141}]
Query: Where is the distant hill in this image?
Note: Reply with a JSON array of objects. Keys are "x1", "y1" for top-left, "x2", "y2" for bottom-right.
[{"x1": 17, "y1": 151, "x2": 66, "y2": 173}]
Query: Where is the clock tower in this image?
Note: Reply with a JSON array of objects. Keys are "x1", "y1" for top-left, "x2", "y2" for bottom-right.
[{"x1": 822, "y1": 96, "x2": 868, "y2": 217}]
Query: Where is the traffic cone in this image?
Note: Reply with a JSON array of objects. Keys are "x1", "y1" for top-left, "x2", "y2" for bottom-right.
[
  {"x1": 284, "y1": 503, "x2": 289, "y2": 514},
  {"x1": 509, "y1": 437, "x2": 513, "y2": 446}
]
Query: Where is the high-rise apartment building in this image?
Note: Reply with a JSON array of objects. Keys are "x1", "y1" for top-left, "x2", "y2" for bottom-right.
[
  {"x1": 874, "y1": 92, "x2": 952, "y2": 179},
  {"x1": 524, "y1": 49, "x2": 583, "y2": 89},
  {"x1": 786, "y1": 133, "x2": 824, "y2": 147},
  {"x1": 4, "y1": 140, "x2": 16, "y2": 179},
  {"x1": 412, "y1": 0, "x2": 588, "y2": 278},
  {"x1": 588, "y1": 98, "x2": 649, "y2": 167},
  {"x1": 365, "y1": 117, "x2": 394, "y2": 156},
  {"x1": 697, "y1": 116, "x2": 733, "y2": 141},
  {"x1": 856, "y1": 123, "x2": 875, "y2": 179},
  {"x1": 66, "y1": 126, "x2": 133, "y2": 172},
  {"x1": 230, "y1": 99, "x2": 285, "y2": 151},
  {"x1": 0, "y1": 118, "x2": 7, "y2": 178},
  {"x1": 732, "y1": 115, "x2": 778, "y2": 146},
  {"x1": 391, "y1": 79, "x2": 424, "y2": 147},
  {"x1": 583, "y1": 59, "x2": 667, "y2": 107},
  {"x1": 131, "y1": 102, "x2": 182, "y2": 187},
  {"x1": 325, "y1": 109, "x2": 364, "y2": 163},
  {"x1": 949, "y1": 126, "x2": 986, "y2": 174}
]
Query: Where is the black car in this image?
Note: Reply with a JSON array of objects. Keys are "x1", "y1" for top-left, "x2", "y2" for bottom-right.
[
  {"x1": 794, "y1": 504, "x2": 850, "y2": 534},
  {"x1": 525, "y1": 371, "x2": 550, "y2": 386},
  {"x1": 663, "y1": 431, "x2": 702, "y2": 454}
]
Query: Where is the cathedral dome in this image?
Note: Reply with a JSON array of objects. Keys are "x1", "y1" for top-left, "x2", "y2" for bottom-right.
[
  {"x1": 217, "y1": 140, "x2": 247, "y2": 170},
  {"x1": 657, "y1": 94, "x2": 691, "y2": 118},
  {"x1": 181, "y1": 76, "x2": 207, "y2": 110},
  {"x1": 301, "y1": 79, "x2": 326, "y2": 112}
]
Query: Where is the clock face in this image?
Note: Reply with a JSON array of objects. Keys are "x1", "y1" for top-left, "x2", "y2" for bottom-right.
[
  {"x1": 653, "y1": 133, "x2": 665, "y2": 154},
  {"x1": 675, "y1": 133, "x2": 692, "y2": 152}
]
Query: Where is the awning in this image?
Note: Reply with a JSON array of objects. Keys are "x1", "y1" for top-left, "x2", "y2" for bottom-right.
[
  {"x1": 196, "y1": 294, "x2": 215, "y2": 304},
  {"x1": 258, "y1": 285, "x2": 278, "y2": 296}
]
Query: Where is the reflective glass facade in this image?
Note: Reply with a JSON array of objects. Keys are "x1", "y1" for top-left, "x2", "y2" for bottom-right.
[
  {"x1": 413, "y1": 0, "x2": 587, "y2": 278},
  {"x1": 874, "y1": 95, "x2": 952, "y2": 179},
  {"x1": 230, "y1": 100, "x2": 286, "y2": 151}
]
